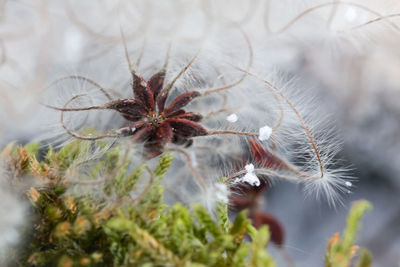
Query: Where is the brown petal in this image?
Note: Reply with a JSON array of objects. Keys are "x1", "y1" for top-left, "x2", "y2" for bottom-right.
[
  {"x1": 131, "y1": 123, "x2": 155, "y2": 143},
  {"x1": 143, "y1": 145, "x2": 164, "y2": 159},
  {"x1": 107, "y1": 100, "x2": 147, "y2": 121},
  {"x1": 249, "y1": 138, "x2": 286, "y2": 169},
  {"x1": 167, "y1": 118, "x2": 207, "y2": 138},
  {"x1": 154, "y1": 122, "x2": 173, "y2": 144},
  {"x1": 147, "y1": 70, "x2": 166, "y2": 101},
  {"x1": 173, "y1": 112, "x2": 202, "y2": 122},
  {"x1": 171, "y1": 135, "x2": 188, "y2": 145},
  {"x1": 251, "y1": 212, "x2": 285, "y2": 246},
  {"x1": 165, "y1": 109, "x2": 186, "y2": 118},
  {"x1": 156, "y1": 88, "x2": 169, "y2": 113},
  {"x1": 132, "y1": 73, "x2": 155, "y2": 111},
  {"x1": 164, "y1": 91, "x2": 200, "y2": 116}
]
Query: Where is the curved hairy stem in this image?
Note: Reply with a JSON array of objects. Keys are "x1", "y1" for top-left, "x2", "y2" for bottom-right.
[
  {"x1": 44, "y1": 103, "x2": 108, "y2": 112},
  {"x1": 204, "y1": 106, "x2": 242, "y2": 119},
  {"x1": 166, "y1": 147, "x2": 205, "y2": 190},
  {"x1": 207, "y1": 130, "x2": 259, "y2": 137},
  {"x1": 345, "y1": 13, "x2": 400, "y2": 32},
  {"x1": 326, "y1": 0, "x2": 339, "y2": 30},
  {"x1": 264, "y1": 1, "x2": 400, "y2": 34},
  {"x1": 201, "y1": 27, "x2": 253, "y2": 96},
  {"x1": 120, "y1": 24, "x2": 136, "y2": 77},
  {"x1": 59, "y1": 94, "x2": 119, "y2": 141},
  {"x1": 162, "y1": 49, "x2": 201, "y2": 94},
  {"x1": 136, "y1": 37, "x2": 147, "y2": 69},
  {"x1": 46, "y1": 75, "x2": 114, "y2": 101},
  {"x1": 163, "y1": 41, "x2": 172, "y2": 70},
  {"x1": 234, "y1": 67, "x2": 325, "y2": 178},
  {"x1": 224, "y1": 165, "x2": 318, "y2": 185}
]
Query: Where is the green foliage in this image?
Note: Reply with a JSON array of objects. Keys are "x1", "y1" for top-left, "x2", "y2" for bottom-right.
[
  {"x1": 216, "y1": 202, "x2": 230, "y2": 233},
  {"x1": 3, "y1": 140, "x2": 275, "y2": 267},
  {"x1": 248, "y1": 226, "x2": 275, "y2": 267},
  {"x1": 325, "y1": 200, "x2": 372, "y2": 267},
  {"x1": 1, "y1": 140, "x2": 374, "y2": 267}
]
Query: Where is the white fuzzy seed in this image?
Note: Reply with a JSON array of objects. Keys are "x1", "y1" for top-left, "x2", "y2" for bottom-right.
[
  {"x1": 226, "y1": 113, "x2": 238, "y2": 123},
  {"x1": 345, "y1": 181, "x2": 352, "y2": 187},
  {"x1": 245, "y1": 163, "x2": 254, "y2": 173},
  {"x1": 258, "y1": 125, "x2": 272, "y2": 141},
  {"x1": 240, "y1": 164, "x2": 260, "y2": 187}
]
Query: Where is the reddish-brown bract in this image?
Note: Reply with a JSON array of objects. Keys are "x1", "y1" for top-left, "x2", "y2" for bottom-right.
[
  {"x1": 249, "y1": 138, "x2": 287, "y2": 169},
  {"x1": 228, "y1": 138, "x2": 288, "y2": 246},
  {"x1": 107, "y1": 70, "x2": 207, "y2": 158}
]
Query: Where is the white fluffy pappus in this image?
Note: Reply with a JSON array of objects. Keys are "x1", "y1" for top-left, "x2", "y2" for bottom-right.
[
  {"x1": 0, "y1": 0, "x2": 357, "y2": 211},
  {"x1": 234, "y1": 163, "x2": 261, "y2": 187},
  {"x1": 199, "y1": 181, "x2": 230, "y2": 213}
]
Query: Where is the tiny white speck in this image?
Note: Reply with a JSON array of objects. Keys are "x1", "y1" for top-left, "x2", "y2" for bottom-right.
[
  {"x1": 140, "y1": 81, "x2": 147, "y2": 87},
  {"x1": 226, "y1": 113, "x2": 238, "y2": 123},
  {"x1": 347, "y1": 190, "x2": 351, "y2": 194},
  {"x1": 131, "y1": 127, "x2": 136, "y2": 132},
  {"x1": 345, "y1": 181, "x2": 352, "y2": 187},
  {"x1": 258, "y1": 125, "x2": 272, "y2": 141}
]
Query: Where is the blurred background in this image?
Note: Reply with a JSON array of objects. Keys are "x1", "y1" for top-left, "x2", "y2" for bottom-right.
[{"x1": 0, "y1": 0, "x2": 399, "y2": 266}]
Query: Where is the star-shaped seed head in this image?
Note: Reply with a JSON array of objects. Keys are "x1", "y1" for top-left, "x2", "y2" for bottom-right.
[{"x1": 105, "y1": 70, "x2": 208, "y2": 158}]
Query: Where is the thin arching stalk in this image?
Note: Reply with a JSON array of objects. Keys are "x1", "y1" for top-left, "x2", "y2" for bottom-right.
[
  {"x1": 162, "y1": 49, "x2": 201, "y2": 94},
  {"x1": 207, "y1": 130, "x2": 259, "y2": 137},
  {"x1": 204, "y1": 106, "x2": 242, "y2": 119},
  {"x1": 120, "y1": 25, "x2": 136, "y2": 77},
  {"x1": 46, "y1": 75, "x2": 114, "y2": 101},
  {"x1": 271, "y1": 88, "x2": 284, "y2": 132},
  {"x1": 224, "y1": 165, "x2": 317, "y2": 185},
  {"x1": 44, "y1": 103, "x2": 108, "y2": 112},
  {"x1": 166, "y1": 147, "x2": 206, "y2": 190},
  {"x1": 233, "y1": 67, "x2": 325, "y2": 178},
  {"x1": 326, "y1": 0, "x2": 339, "y2": 30},
  {"x1": 59, "y1": 95, "x2": 119, "y2": 141},
  {"x1": 135, "y1": 37, "x2": 147, "y2": 69},
  {"x1": 163, "y1": 41, "x2": 172, "y2": 70},
  {"x1": 264, "y1": 1, "x2": 400, "y2": 35},
  {"x1": 201, "y1": 27, "x2": 253, "y2": 96},
  {"x1": 345, "y1": 13, "x2": 400, "y2": 32}
]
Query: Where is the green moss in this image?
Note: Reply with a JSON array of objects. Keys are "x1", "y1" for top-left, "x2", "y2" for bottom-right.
[
  {"x1": 1, "y1": 140, "x2": 373, "y2": 266},
  {"x1": 325, "y1": 200, "x2": 372, "y2": 267}
]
